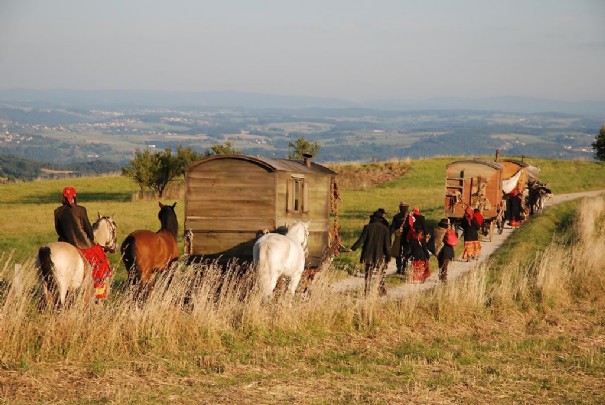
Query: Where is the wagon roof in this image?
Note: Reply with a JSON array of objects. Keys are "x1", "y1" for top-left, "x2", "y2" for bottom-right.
[
  {"x1": 447, "y1": 158, "x2": 503, "y2": 170},
  {"x1": 186, "y1": 154, "x2": 337, "y2": 175},
  {"x1": 500, "y1": 159, "x2": 529, "y2": 168}
]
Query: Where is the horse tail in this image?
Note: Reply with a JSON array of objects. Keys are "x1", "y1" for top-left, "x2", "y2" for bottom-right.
[
  {"x1": 252, "y1": 240, "x2": 270, "y2": 295},
  {"x1": 37, "y1": 246, "x2": 57, "y2": 307},
  {"x1": 121, "y1": 235, "x2": 138, "y2": 285}
]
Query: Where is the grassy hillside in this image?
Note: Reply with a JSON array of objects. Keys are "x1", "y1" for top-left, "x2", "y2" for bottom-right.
[
  {"x1": 0, "y1": 157, "x2": 604, "y2": 402},
  {"x1": 1, "y1": 157, "x2": 604, "y2": 269}
]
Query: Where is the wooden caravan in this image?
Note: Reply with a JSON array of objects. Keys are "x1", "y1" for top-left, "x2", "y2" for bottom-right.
[
  {"x1": 500, "y1": 159, "x2": 529, "y2": 195},
  {"x1": 445, "y1": 159, "x2": 504, "y2": 239},
  {"x1": 184, "y1": 154, "x2": 337, "y2": 267}
]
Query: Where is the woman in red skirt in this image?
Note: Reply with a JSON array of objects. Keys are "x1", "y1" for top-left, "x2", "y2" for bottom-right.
[{"x1": 460, "y1": 207, "x2": 481, "y2": 261}]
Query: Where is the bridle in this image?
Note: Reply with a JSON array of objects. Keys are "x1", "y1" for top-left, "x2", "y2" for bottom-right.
[
  {"x1": 95, "y1": 216, "x2": 117, "y2": 253},
  {"x1": 300, "y1": 226, "x2": 309, "y2": 256}
]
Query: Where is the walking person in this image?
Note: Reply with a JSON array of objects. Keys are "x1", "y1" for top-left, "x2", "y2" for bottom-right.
[
  {"x1": 506, "y1": 188, "x2": 524, "y2": 228},
  {"x1": 390, "y1": 201, "x2": 410, "y2": 275},
  {"x1": 54, "y1": 187, "x2": 112, "y2": 301},
  {"x1": 350, "y1": 210, "x2": 391, "y2": 296},
  {"x1": 430, "y1": 218, "x2": 456, "y2": 282},
  {"x1": 459, "y1": 207, "x2": 481, "y2": 261},
  {"x1": 375, "y1": 208, "x2": 390, "y2": 229},
  {"x1": 409, "y1": 228, "x2": 431, "y2": 283}
]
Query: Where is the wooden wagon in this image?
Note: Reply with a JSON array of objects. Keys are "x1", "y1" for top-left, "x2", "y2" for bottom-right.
[
  {"x1": 183, "y1": 154, "x2": 337, "y2": 268},
  {"x1": 499, "y1": 159, "x2": 545, "y2": 222},
  {"x1": 445, "y1": 159, "x2": 504, "y2": 241}
]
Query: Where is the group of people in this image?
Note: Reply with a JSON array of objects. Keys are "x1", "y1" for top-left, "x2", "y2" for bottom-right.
[{"x1": 348, "y1": 201, "x2": 484, "y2": 296}]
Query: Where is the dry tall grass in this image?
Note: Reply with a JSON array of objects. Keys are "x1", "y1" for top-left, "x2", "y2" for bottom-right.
[{"x1": 1, "y1": 197, "x2": 604, "y2": 402}]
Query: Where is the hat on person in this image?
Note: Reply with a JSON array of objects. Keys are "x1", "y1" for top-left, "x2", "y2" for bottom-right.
[
  {"x1": 372, "y1": 209, "x2": 385, "y2": 218},
  {"x1": 438, "y1": 218, "x2": 450, "y2": 229},
  {"x1": 63, "y1": 187, "x2": 77, "y2": 204},
  {"x1": 399, "y1": 201, "x2": 409, "y2": 207}
]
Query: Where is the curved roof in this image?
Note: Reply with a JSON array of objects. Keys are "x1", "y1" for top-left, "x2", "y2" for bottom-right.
[
  {"x1": 447, "y1": 158, "x2": 503, "y2": 170},
  {"x1": 186, "y1": 154, "x2": 337, "y2": 175},
  {"x1": 500, "y1": 159, "x2": 529, "y2": 168}
]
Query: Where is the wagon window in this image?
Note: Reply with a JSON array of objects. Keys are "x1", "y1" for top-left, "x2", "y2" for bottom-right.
[{"x1": 287, "y1": 177, "x2": 309, "y2": 213}]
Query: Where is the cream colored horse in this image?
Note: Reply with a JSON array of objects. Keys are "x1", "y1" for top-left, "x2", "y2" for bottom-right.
[
  {"x1": 35, "y1": 214, "x2": 117, "y2": 307},
  {"x1": 253, "y1": 221, "x2": 309, "y2": 296}
]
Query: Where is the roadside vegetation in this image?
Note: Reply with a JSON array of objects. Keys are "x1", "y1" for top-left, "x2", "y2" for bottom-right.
[{"x1": 0, "y1": 157, "x2": 604, "y2": 403}]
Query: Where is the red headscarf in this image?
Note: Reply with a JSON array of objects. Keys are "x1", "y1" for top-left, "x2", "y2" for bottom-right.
[
  {"x1": 63, "y1": 187, "x2": 77, "y2": 205},
  {"x1": 464, "y1": 207, "x2": 473, "y2": 225}
]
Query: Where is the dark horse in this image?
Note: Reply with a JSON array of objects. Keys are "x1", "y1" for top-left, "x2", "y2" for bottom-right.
[
  {"x1": 527, "y1": 180, "x2": 553, "y2": 216},
  {"x1": 121, "y1": 202, "x2": 179, "y2": 298}
]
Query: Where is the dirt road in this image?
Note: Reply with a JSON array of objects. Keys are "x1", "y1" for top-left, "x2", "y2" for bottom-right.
[{"x1": 331, "y1": 189, "x2": 605, "y2": 298}]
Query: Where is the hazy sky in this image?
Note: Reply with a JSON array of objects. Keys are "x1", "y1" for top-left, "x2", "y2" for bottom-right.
[{"x1": 1, "y1": 0, "x2": 604, "y2": 102}]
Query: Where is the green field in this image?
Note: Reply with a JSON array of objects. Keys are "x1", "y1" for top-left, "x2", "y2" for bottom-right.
[{"x1": 1, "y1": 157, "x2": 605, "y2": 403}]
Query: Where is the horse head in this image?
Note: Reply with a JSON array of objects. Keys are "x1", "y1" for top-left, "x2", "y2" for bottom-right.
[
  {"x1": 158, "y1": 201, "x2": 179, "y2": 239},
  {"x1": 540, "y1": 187, "x2": 553, "y2": 199},
  {"x1": 287, "y1": 221, "x2": 310, "y2": 257},
  {"x1": 93, "y1": 214, "x2": 118, "y2": 253}
]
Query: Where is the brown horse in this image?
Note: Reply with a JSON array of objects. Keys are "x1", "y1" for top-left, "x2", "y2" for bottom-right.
[{"x1": 121, "y1": 202, "x2": 179, "y2": 298}]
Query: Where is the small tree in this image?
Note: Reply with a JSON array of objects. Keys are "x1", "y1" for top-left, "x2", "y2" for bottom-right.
[
  {"x1": 203, "y1": 141, "x2": 241, "y2": 157},
  {"x1": 121, "y1": 148, "x2": 160, "y2": 192},
  {"x1": 122, "y1": 146, "x2": 202, "y2": 197},
  {"x1": 592, "y1": 125, "x2": 605, "y2": 161},
  {"x1": 287, "y1": 137, "x2": 320, "y2": 160}
]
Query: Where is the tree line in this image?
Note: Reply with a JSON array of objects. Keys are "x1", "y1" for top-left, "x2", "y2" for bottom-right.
[{"x1": 121, "y1": 138, "x2": 320, "y2": 197}]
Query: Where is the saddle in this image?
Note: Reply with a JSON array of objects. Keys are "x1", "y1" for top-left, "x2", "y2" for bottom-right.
[{"x1": 78, "y1": 244, "x2": 112, "y2": 300}]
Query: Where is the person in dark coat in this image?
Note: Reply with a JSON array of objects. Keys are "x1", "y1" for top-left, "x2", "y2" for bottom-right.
[
  {"x1": 409, "y1": 229, "x2": 431, "y2": 283},
  {"x1": 54, "y1": 186, "x2": 112, "y2": 301},
  {"x1": 459, "y1": 207, "x2": 481, "y2": 261},
  {"x1": 430, "y1": 218, "x2": 455, "y2": 282},
  {"x1": 350, "y1": 212, "x2": 391, "y2": 296},
  {"x1": 390, "y1": 201, "x2": 410, "y2": 275},
  {"x1": 375, "y1": 208, "x2": 390, "y2": 229},
  {"x1": 506, "y1": 188, "x2": 524, "y2": 228},
  {"x1": 410, "y1": 206, "x2": 427, "y2": 236},
  {"x1": 54, "y1": 186, "x2": 95, "y2": 249}
]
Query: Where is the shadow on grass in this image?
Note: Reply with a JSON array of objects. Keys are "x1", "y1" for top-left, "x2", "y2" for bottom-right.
[{"x1": 20, "y1": 191, "x2": 133, "y2": 205}]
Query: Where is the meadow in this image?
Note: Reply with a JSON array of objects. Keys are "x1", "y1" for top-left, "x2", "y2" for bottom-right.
[{"x1": 0, "y1": 157, "x2": 604, "y2": 403}]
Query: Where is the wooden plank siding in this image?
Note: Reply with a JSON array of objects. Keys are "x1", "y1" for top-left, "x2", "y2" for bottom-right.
[
  {"x1": 445, "y1": 159, "x2": 503, "y2": 220},
  {"x1": 184, "y1": 154, "x2": 336, "y2": 267}
]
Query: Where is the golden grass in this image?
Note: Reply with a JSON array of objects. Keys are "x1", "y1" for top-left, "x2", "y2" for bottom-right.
[
  {"x1": 2, "y1": 158, "x2": 605, "y2": 402},
  {"x1": 1, "y1": 196, "x2": 604, "y2": 403}
]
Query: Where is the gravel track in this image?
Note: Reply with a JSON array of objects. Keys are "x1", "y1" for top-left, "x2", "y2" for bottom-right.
[{"x1": 331, "y1": 189, "x2": 605, "y2": 298}]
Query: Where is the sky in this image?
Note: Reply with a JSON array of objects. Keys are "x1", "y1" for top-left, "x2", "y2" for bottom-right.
[{"x1": 0, "y1": 0, "x2": 604, "y2": 102}]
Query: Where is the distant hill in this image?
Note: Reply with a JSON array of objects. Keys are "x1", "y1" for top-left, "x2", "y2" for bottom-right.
[
  {"x1": 0, "y1": 89, "x2": 358, "y2": 110},
  {"x1": 1, "y1": 89, "x2": 604, "y2": 116},
  {"x1": 0, "y1": 154, "x2": 121, "y2": 182}
]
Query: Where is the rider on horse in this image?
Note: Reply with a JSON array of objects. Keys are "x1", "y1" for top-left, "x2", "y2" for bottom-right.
[{"x1": 54, "y1": 187, "x2": 112, "y2": 301}]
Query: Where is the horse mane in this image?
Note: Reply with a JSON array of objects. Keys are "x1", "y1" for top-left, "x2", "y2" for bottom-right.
[{"x1": 159, "y1": 203, "x2": 179, "y2": 239}]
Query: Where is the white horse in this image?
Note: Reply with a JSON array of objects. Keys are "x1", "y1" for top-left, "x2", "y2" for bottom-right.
[
  {"x1": 35, "y1": 214, "x2": 118, "y2": 308},
  {"x1": 253, "y1": 221, "x2": 310, "y2": 296}
]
